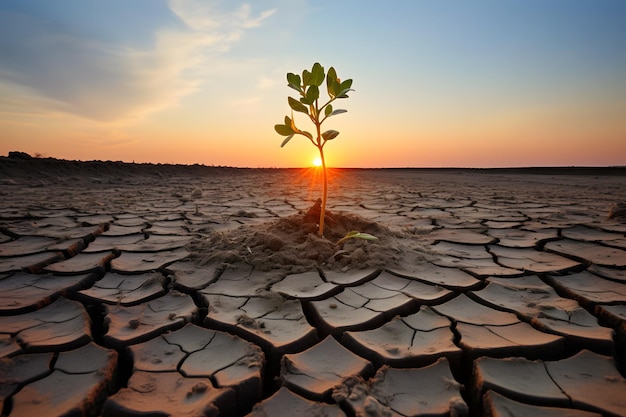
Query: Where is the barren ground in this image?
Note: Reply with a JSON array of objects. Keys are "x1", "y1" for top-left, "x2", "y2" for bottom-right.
[{"x1": 1, "y1": 157, "x2": 625, "y2": 416}]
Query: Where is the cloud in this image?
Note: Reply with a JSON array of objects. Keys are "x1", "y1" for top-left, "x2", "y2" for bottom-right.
[
  {"x1": 235, "y1": 4, "x2": 277, "y2": 28},
  {"x1": 0, "y1": 1, "x2": 276, "y2": 122},
  {"x1": 169, "y1": 1, "x2": 275, "y2": 31}
]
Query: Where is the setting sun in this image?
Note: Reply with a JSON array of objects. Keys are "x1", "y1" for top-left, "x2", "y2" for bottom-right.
[{"x1": 313, "y1": 157, "x2": 323, "y2": 167}]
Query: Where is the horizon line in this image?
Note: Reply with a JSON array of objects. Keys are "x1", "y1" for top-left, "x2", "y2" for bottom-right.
[{"x1": 2, "y1": 152, "x2": 625, "y2": 171}]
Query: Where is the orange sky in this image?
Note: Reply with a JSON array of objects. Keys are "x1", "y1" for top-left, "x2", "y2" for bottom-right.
[{"x1": 1, "y1": 1, "x2": 625, "y2": 168}]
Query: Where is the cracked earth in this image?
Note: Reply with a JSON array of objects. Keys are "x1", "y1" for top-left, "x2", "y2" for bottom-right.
[{"x1": 1, "y1": 162, "x2": 625, "y2": 416}]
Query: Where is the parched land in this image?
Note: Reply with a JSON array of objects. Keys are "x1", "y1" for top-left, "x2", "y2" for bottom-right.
[{"x1": 1, "y1": 156, "x2": 625, "y2": 416}]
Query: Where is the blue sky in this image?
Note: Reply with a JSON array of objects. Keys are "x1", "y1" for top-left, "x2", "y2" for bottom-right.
[{"x1": 1, "y1": 1, "x2": 624, "y2": 167}]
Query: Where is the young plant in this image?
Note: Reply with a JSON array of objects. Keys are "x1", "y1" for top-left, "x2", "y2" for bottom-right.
[
  {"x1": 274, "y1": 62, "x2": 353, "y2": 237},
  {"x1": 335, "y1": 230, "x2": 378, "y2": 246}
]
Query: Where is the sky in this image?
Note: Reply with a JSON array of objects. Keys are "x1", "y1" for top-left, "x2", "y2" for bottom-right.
[{"x1": 0, "y1": 0, "x2": 625, "y2": 168}]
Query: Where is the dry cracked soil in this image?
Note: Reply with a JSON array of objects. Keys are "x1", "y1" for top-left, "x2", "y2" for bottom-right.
[{"x1": 1, "y1": 156, "x2": 626, "y2": 417}]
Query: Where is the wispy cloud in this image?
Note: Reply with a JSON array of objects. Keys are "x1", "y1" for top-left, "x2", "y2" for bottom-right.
[
  {"x1": 0, "y1": 1, "x2": 276, "y2": 123},
  {"x1": 235, "y1": 4, "x2": 277, "y2": 28},
  {"x1": 169, "y1": 0, "x2": 275, "y2": 32}
]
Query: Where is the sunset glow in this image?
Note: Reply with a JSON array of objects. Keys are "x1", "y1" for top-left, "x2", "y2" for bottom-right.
[
  {"x1": 313, "y1": 157, "x2": 323, "y2": 167},
  {"x1": 0, "y1": 1, "x2": 624, "y2": 168}
]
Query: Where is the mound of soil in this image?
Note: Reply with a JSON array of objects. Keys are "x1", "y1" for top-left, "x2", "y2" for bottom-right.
[{"x1": 188, "y1": 199, "x2": 423, "y2": 276}]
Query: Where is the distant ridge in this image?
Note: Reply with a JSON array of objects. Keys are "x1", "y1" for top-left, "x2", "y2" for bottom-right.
[
  {"x1": 1, "y1": 152, "x2": 625, "y2": 179},
  {"x1": 0, "y1": 152, "x2": 243, "y2": 181}
]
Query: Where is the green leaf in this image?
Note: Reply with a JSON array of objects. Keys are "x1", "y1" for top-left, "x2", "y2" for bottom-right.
[
  {"x1": 275, "y1": 124, "x2": 293, "y2": 136},
  {"x1": 326, "y1": 67, "x2": 339, "y2": 97},
  {"x1": 332, "y1": 79, "x2": 353, "y2": 98},
  {"x1": 327, "y1": 67, "x2": 338, "y2": 81},
  {"x1": 288, "y1": 97, "x2": 308, "y2": 114},
  {"x1": 305, "y1": 85, "x2": 319, "y2": 103},
  {"x1": 301, "y1": 130, "x2": 313, "y2": 140},
  {"x1": 288, "y1": 113, "x2": 299, "y2": 133},
  {"x1": 337, "y1": 88, "x2": 354, "y2": 98},
  {"x1": 287, "y1": 73, "x2": 301, "y2": 88},
  {"x1": 300, "y1": 96, "x2": 314, "y2": 106},
  {"x1": 280, "y1": 134, "x2": 295, "y2": 147},
  {"x1": 322, "y1": 130, "x2": 340, "y2": 141},
  {"x1": 354, "y1": 232, "x2": 378, "y2": 240},
  {"x1": 330, "y1": 109, "x2": 347, "y2": 116},
  {"x1": 335, "y1": 230, "x2": 378, "y2": 246},
  {"x1": 310, "y1": 62, "x2": 325, "y2": 86},
  {"x1": 302, "y1": 69, "x2": 312, "y2": 86},
  {"x1": 287, "y1": 73, "x2": 301, "y2": 93},
  {"x1": 324, "y1": 104, "x2": 333, "y2": 117},
  {"x1": 282, "y1": 114, "x2": 302, "y2": 135},
  {"x1": 340, "y1": 79, "x2": 353, "y2": 91}
]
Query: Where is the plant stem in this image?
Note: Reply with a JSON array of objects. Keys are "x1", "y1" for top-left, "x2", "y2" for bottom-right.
[
  {"x1": 312, "y1": 97, "x2": 327, "y2": 238},
  {"x1": 318, "y1": 146, "x2": 327, "y2": 237}
]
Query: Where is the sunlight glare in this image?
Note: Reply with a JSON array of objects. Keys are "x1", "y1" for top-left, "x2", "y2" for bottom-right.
[{"x1": 313, "y1": 157, "x2": 322, "y2": 167}]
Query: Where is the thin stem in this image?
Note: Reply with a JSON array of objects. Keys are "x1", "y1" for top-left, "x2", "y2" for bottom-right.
[
  {"x1": 318, "y1": 146, "x2": 327, "y2": 237},
  {"x1": 314, "y1": 99, "x2": 321, "y2": 146},
  {"x1": 313, "y1": 97, "x2": 327, "y2": 237}
]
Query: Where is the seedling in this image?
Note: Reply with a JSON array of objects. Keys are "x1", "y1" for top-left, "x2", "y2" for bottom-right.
[
  {"x1": 274, "y1": 62, "x2": 353, "y2": 237},
  {"x1": 335, "y1": 230, "x2": 378, "y2": 246}
]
